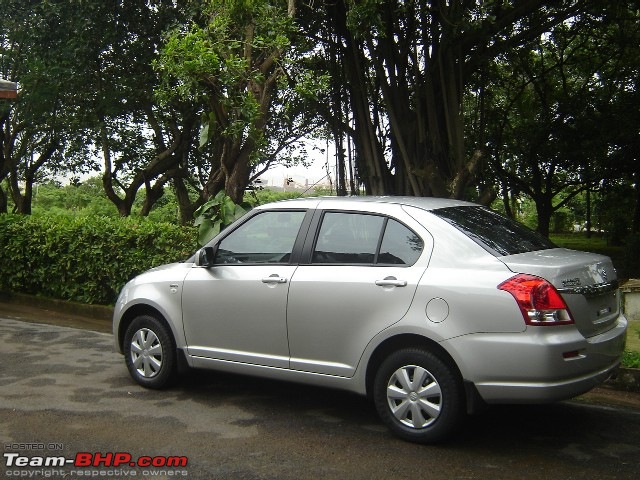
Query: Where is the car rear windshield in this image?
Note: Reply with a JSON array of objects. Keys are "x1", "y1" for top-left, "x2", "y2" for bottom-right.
[{"x1": 432, "y1": 206, "x2": 557, "y2": 256}]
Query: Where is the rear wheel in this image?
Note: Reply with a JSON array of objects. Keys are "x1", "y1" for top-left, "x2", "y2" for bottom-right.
[
  {"x1": 124, "y1": 315, "x2": 177, "y2": 389},
  {"x1": 373, "y1": 348, "x2": 465, "y2": 443}
]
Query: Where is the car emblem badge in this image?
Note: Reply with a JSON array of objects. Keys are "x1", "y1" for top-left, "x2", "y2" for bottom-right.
[{"x1": 561, "y1": 277, "x2": 581, "y2": 288}]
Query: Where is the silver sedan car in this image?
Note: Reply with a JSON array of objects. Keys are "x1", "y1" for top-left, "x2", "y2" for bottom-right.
[{"x1": 113, "y1": 197, "x2": 627, "y2": 443}]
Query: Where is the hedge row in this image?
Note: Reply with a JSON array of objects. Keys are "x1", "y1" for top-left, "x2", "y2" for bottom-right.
[{"x1": 0, "y1": 215, "x2": 198, "y2": 305}]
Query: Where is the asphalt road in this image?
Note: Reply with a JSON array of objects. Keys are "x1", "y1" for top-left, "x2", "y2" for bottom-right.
[{"x1": 1, "y1": 317, "x2": 640, "y2": 480}]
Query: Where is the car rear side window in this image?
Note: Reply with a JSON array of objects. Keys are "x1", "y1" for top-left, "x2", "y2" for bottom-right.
[
  {"x1": 432, "y1": 206, "x2": 556, "y2": 256},
  {"x1": 312, "y1": 213, "x2": 423, "y2": 265}
]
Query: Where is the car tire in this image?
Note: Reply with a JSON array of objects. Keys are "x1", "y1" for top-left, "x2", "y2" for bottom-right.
[
  {"x1": 124, "y1": 315, "x2": 177, "y2": 389},
  {"x1": 373, "y1": 348, "x2": 465, "y2": 443}
]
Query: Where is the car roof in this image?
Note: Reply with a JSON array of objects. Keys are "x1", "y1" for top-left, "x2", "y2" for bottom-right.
[{"x1": 256, "y1": 195, "x2": 478, "y2": 211}]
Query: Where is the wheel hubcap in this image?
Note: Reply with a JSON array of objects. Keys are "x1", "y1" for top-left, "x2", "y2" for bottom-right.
[
  {"x1": 386, "y1": 365, "x2": 442, "y2": 429},
  {"x1": 130, "y1": 328, "x2": 163, "y2": 378}
]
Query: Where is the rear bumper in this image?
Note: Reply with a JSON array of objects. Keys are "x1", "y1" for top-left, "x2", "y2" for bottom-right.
[
  {"x1": 446, "y1": 314, "x2": 628, "y2": 404},
  {"x1": 472, "y1": 360, "x2": 620, "y2": 403}
]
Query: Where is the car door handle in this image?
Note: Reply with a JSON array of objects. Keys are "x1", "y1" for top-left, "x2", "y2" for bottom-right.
[
  {"x1": 375, "y1": 277, "x2": 407, "y2": 287},
  {"x1": 262, "y1": 275, "x2": 288, "y2": 284}
]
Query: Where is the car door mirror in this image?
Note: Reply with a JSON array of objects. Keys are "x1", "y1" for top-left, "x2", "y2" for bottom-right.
[{"x1": 196, "y1": 246, "x2": 217, "y2": 268}]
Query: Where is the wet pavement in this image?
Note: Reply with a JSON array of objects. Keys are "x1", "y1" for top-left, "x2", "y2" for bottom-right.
[
  {"x1": 1, "y1": 295, "x2": 640, "y2": 479},
  {"x1": 1, "y1": 316, "x2": 640, "y2": 479}
]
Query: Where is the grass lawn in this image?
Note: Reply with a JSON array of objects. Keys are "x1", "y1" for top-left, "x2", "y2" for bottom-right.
[{"x1": 627, "y1": 322, "x2": 640, "y2": 352}]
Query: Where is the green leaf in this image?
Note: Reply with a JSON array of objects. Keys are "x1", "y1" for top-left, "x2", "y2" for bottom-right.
[
  {"x1": 198, "y1": 218, "x2": 221, "y2": 246},
  {"x1": 198, "y1": 122, "x2": 210, "y2": 150}
]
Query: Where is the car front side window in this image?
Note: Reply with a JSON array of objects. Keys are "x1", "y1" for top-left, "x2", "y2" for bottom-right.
[{"x1": 216, "y1": 210, "x2": 306, "y2": 264}]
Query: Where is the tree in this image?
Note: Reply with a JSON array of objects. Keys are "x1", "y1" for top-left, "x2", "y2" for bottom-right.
[
  {"x1": 0, "y1": 1, "x2": 208, "y2": 219},
  {"x1": 0, "y1": 0, "x2": 80, "y2": 213},
  {"x1": 596, "y1": 2, "x2": 640, "y2": 235},
  {"x1": 157, "y1": 0, "x2": 325, "y2": 204},
  {"x1": 476, "y1": 1, "x2": 640, "y2": 236},
  {"x1": 307, "y1": 0, "x2": 583, "y2": 200},
  {"x1": 62, "y1": 1, "x2": 202, "y2": 219}
]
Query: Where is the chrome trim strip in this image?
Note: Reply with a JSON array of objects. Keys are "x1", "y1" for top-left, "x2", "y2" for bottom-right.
[{"x1": 557, "y1": 280, "x2": 619, "y2": 298}]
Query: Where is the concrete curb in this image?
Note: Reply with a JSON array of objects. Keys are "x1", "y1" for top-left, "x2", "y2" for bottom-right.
[{"x1": 0, "y1": 291, "x2": 113, "y2": 322}]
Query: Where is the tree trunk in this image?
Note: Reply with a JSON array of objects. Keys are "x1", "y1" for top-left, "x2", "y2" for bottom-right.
[
  {"x1": 632, "y1": 168, "x2": 640, "y2": 235},
  {"x1": 586, "y1": 188, "x2": 592, "y2": 238},
  {"x1": 8, "y1": 140, "x2": 58, "y2": 214},
  {"x1": 100, "y1": 120, "x2": 131, "y2": 216},
  {"x1": 139, "y1": 182, "x2": 165, "y2": 217},
  {"x1": 174, "y1": 177, "x2": 205, "y2": 226},
  {"x1": 343, "y1": 31, "x2": 392, "y2": 193},
  {"x1": 10, "y1": 179, "x2": 32, "y2": 214},
  {"x1": 0, "y1": 186, "x2": 7, "y2": 213},
  {"x1": 535, "y1": 197, "x2": 553, "y2": 238}
]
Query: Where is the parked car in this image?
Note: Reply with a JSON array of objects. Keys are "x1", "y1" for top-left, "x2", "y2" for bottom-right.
[{"x1": 113, "y1": 196, "x2": 627, "y2": 443}]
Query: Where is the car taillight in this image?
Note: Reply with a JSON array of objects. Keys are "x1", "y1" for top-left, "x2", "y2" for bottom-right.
[{"x1": 498, "y1": 274, "x2": 574, "y2": 326}]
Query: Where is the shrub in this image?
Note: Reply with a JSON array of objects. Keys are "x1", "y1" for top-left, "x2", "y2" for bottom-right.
[
  {"x1": 622, "y1": 351, "x2": 640, "y2": 369},
  {"x1": 0, "y1": 214, "x2": 197, "y2": 305}
]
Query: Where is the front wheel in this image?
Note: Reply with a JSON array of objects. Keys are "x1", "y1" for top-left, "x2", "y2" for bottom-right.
[
  {"x1": 373, "y1": 348, "x2": 465, "y2": 443},
  {"x1": 123, "y1": 315, "x2": 177, "y2": 389}
]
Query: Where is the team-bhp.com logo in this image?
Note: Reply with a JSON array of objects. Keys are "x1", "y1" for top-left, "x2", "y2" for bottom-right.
[{"x1": 5, "y1": 452, "x2": 188, "y2": 468}]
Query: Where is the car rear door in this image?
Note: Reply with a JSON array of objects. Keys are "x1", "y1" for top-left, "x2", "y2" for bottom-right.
[{"x1": 286, "y1": 209, "x2": 431, "y2": 377}]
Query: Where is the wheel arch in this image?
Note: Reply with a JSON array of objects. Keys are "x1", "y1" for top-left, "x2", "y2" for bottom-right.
[
  {"x1": 365, "y1": 333, "x2": 486, "y2": 415},
  {"x1": 119, "y1": 304, "x2": 192, "y2": 378},
  {"x1": 365, "y1": 334, "x2": 462, "y2": 399},
  {"x1": 117, "y1": 304, "x2": 173, "y2": 353}
]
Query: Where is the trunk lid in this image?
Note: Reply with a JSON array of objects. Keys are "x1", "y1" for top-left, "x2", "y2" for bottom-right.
[{"x1": 499, "y1": 248, "x2": 620, "y2": 338}]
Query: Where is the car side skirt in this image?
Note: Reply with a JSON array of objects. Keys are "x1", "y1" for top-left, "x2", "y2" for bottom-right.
[{"x1": 186, "y1": 353, "x2": 366, "y2": 394}]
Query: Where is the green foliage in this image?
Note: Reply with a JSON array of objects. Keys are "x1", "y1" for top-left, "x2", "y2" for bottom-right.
[
  {"x1": 194, "y1": 190, "x2": 251, "y2": 246},
  {"x1": 593, "y1": 184, "x2": 636, "y2": 245},
  {"x1": 245, "y1": 189, "x2": 302, "y2": 206},
  {"x1": 0, "y1": 214, "x2": 197, "y2": 305},
  {"x1": 622, "y1": 351, "x2": 640, "y2": 369},
  {"x1": 475, "y1": 4, "x2": 640, "y2": 237},
  {"x1": 20, "y1": 177, "x2": 186, "y2": 224},
  {"x1": 155, "y1": 0, "x2": 325, "y2": 204},
  {"x1": 31, "y1": 179, "x2": 116, "y2": 217},
  {"x1": 622, "y1": 234, "x2": 640, "y2": 280},
  {"x1": 550, "y1": 232, "x2": 630, "y2": 276},
  {"x1": 626, "y1": 322, "x2": 640, "y2": 355},
  {"x1": 157, "y1": 0, "x2": 296, "y2": 144}
]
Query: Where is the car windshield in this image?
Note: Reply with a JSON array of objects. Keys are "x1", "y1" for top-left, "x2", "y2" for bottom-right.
[{"x1": 432, "y1": 206, "x2": 556, "y2": 256}]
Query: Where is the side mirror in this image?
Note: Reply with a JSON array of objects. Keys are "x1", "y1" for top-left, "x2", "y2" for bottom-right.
[{"x1": 196, "y1": 246, "x2": 217, "y2": 268}]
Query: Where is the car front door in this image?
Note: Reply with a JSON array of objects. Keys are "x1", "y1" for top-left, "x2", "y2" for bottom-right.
[
  {"x1": 181, "y1": 210, "x2": 308, "y2": 368},
  {"x1": 286, "y1": 211, "x2": 429, "y2": 377}
]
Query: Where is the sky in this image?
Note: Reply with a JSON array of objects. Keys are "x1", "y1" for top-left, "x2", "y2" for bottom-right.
[{"x1": 257, "y1": 139, "x2": 336, "y2": 190}]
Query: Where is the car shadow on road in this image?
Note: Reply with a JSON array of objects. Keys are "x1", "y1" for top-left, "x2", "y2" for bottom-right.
[{"x1": 171, "y1": 369, "x2": 640, "y2": 450}]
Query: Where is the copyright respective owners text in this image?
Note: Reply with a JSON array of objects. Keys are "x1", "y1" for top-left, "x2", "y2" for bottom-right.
[{"x1": 4, "y1": 443, "x2": 189, "y2": 478}]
